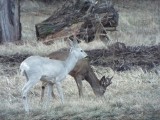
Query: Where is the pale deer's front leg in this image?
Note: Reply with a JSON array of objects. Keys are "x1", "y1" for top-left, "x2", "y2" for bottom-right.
[
  {"x1": 55, "y1": 75, "x2": 67, "y2": 103},
  {"x1": 45, "y1": 83, "x2": 53, "y2": 108},
  {"x1": 56, "y1": 82, "x2": 64, "y2": 104},
  {"x1": 41, "y1": 82, "x2": 47, "y2": 102},
  {"x1": 51, "y1": 88, "x2": 56, "y2": 99}
]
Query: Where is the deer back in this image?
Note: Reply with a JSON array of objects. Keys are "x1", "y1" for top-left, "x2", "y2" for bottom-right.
[
  {"x1": 48, "y1": 48, "x2": 112, "y2": 96},
  {"x1": 48, "y1": 48, "x2": 89, "y2": 77},
  {"x1": 48, "y1": 49, "x2": 101, "y2": 92}
]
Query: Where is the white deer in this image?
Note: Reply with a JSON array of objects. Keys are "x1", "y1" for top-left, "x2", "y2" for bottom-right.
[{"x1": 20, "y1": 39, "x2": 87, "y2": 113}]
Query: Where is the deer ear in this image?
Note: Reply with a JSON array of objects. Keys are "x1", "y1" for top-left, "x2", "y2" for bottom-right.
[
  {"x1": 70, "y1": 47, "x2": 73, "y2": 52},
  {"x1": 72, "y1": 39, "x2": 78, "y2": 47},
  {"x1": 109, "y1": 76, "x2": 113, "y2": 81},
  {"x1": 101, "y1": 76, "x2": 105, "y2": 81},
  {"x1": 67, "y1": 39, "x2": 74, "y2": 47},
  {"x1": 100, "y1": 76, "x2": 105, "y2": 85}
]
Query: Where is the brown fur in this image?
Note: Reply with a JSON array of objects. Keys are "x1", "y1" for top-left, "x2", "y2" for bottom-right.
[{"x1": 41, "y1": 48, "x2": 112, "y2": 100}]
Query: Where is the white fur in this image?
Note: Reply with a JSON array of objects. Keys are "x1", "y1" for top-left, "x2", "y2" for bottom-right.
[
  {"x1": 20, "y1": 62, "x2": 30, "y2": 75},
  {"x1": 20, "y1": 40, "x2": 87, "y2": 113}
]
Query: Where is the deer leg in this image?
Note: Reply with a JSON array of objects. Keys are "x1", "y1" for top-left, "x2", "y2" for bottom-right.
[
  {"x1": 45, "y1": 83, "x2": 53, "y2": 108},
  {"x1": 22, "y1": 79, "x2": 39, "y2": 113},
  {"x1": 22, "y1": 82, "x2": 30, "y2": 113},
  {"x1": 51, "y1": 84, "x2": 56, "y2": 99},
  {"x1": 41, "y1": 82, "x2": 56, "y2": 103},
  {"x1": 41, "y1": 82, "x2": 47, "y2": 102},
  {"x1": 47, "y1": 83, "x2": 56, "y2": 100},
  {"x1": 74, "y1": 75, "x2": 83, "y2": 97},
  {"x1": 56, "y1": 82, "x2": 64, "y2": 104}
]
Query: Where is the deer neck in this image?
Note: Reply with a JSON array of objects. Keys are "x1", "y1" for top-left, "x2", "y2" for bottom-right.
[
  {"x1": 64, "y1": 52, "x2": 78, "y2": 73},
  {"x1": 85, "y1": 67, "x2": 103, "y2": 96}
]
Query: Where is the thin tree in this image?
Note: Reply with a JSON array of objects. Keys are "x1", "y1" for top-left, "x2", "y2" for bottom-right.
[{"x1": 0, "y1": 0, "x2": 21, "y2": 43}]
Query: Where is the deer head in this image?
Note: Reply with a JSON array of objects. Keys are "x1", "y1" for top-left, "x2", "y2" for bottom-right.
[
  {"x1": 68, "y1": 39, "x2": 87, "y2": 60},
  {"x1": 99, "y1": 76, "x2": 113, "y2": 95}
]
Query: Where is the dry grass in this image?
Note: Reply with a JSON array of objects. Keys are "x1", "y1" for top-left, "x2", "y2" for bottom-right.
[
  {"x1": 0, "y1": 0, "x2": 160, "y2": 119},
  {"x1": 0, "y1": 68, "x2": 160, "y2": 119},
  {"x1": 0, "y1": 40, "x2": 67, "y2": 56},
  {"x1": 109, "y1": 0, "x2": 160, "y2": 46}
]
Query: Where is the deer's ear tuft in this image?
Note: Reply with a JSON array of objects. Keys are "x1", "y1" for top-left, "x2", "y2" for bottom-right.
[
  {"x1": 73, "y1": 39, "x2": 78, "y2": 47},
  {"x1": 109, "y1": 76, "x2": 113, "y2": 80},
  {"x1": 70, "y1": 47, "x2": 73, "y2": 52},
  {"x1": 101, "y1": 76, "x2": 105, "y2": 81},
  {"x1": 67, "y1": 39, "x2": 74, "y2": 47}
]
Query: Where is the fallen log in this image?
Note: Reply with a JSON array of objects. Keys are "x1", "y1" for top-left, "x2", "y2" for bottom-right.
[{"x1": 35, "y1": 0, "x2": 119, "y2": 44}]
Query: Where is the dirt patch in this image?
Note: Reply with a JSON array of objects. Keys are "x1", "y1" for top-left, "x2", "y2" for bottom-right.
[
  {"x1": 0, "y1": 53, "x2": 29, "y2": 63},
  {"x1": 87, "y1": 42, "x2": 160, "y2": 72},
  {"x1": 0, "y1": 54, "x2": 29, "y2": 76},
  {"x1": 0, "y1": 42, "x2": 160, "y2": 76}
]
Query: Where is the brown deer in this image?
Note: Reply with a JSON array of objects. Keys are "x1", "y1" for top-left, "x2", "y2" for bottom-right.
[{"x1": 41, "y1": 48, "x2": 113, "y2": 100}]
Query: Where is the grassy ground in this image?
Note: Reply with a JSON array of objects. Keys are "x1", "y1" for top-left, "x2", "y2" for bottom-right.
[
  {"x1": 0, "y1": 0, "x2": 160, "y2": 119},
  {"x1": 0, "y1": 68, "x2": 160, "y2": 119}
]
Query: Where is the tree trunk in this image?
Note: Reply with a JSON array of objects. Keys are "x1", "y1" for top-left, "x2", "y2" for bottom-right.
[{"x1": 0, "y1": 0, "x2": 21, "y2": 43}]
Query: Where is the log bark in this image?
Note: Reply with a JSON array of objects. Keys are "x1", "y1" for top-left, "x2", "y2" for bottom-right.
[
  {"x1": 35, "y1": 0, "x2": 119, "y2": 44},
  {"x1": 0, "y1": 0, "x2": 21, "y2": 43}
]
